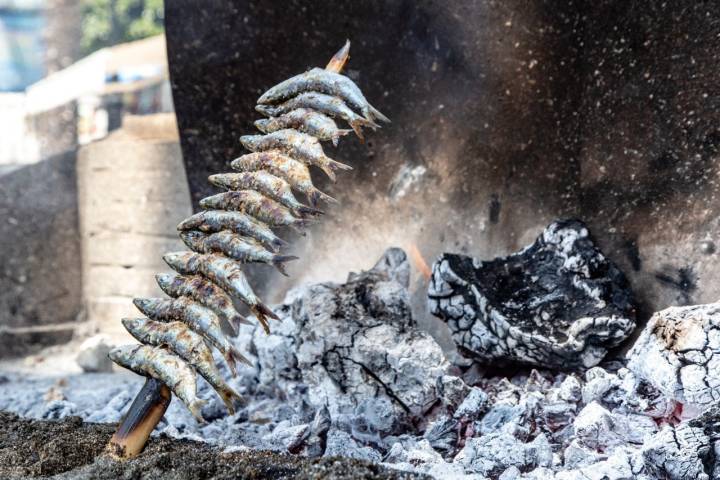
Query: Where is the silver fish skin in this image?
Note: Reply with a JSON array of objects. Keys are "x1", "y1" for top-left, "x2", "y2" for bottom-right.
[
  {"x1": 155, "y1": 273, "x2": 250, "y2": 333},
  {"x1": 208, "y1": 171, "x2": 312, "y2": 216},
  {"x1": 257, "y1": 67, "x2": 390, "y2": 124},
  {"x1": 162, "y1": 251, "x2": 278, "y2": 333},
  {"x1": 231, "y1": 152, "x2": 336, "y2": 206},
  {"x1": 132, "y1": 296, "x2": 250, "y2": 376},
  {"x1": 253, "y1": 108, "x2": 351, "y2": 146},
  {"x1": 177, "y1": 209, "x2": 286, "y2": 252},
  {"x1": 200, "y1": 190, "x2": 322, "y2": 222},
  {"x1": 239, "y1": 129, "x2": 351, "y2": 182},
  {"x1": 180, "y1": 230, "x2": 298, "y2": 276},
  {"x1": 255, "y1": 92, "x2": 376, "y2": 140},
  {"x1": 108, "y1": 344, "x2": 206, "y2": 422},
  {"x1": 121, "y1": 318, "x2": 243, "y2": 414}
]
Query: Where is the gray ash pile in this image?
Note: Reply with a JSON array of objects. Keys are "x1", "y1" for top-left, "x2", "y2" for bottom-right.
[{"x1": 4, "y1": 241, "x2": 720, "y2": 479}]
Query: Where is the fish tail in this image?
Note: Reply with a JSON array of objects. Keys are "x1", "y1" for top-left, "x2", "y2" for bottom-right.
[
  {"x1": 332, "y1": 129, "x2": 353, "y2": 146},
  {"x1": 348, "y1": 120, "x2": 366, "y2": 142},
  {"x1": 218, "y1": 386, "x2": 243, "y2": 415},
  {"x1": 294, "y1": 204, "x2": 325, "y2": 217},
  {"x1": 229, "y1": 345, "x2": 252, "y2": 367},
  {"x1": 188, "y1": 399, "x2": 207, "y2": 423},
  {"x1": 270, "y1": 235, "x2": 289, "y2": 251},
  {"x1": 318, "y1": 157, "x2": 352, "y2": 181},
  {"x1": 317, "y1": 163, "x2": 337, "y2": 182},
  {"x1": 369, "y1": 105, "x2": 391, "y2": 123},
  {"x1": 225, "y1": 313, "x2": 252, "y2": 335},
  {"x1": 272, "y1": 255, "x2": 300, "y2": 276},
  {"x1": 251, "y1": 303, "x2": 279, "y2": 333},
  {"x1": 309, "y1": 188, "x2": 339, "y2": 207}
]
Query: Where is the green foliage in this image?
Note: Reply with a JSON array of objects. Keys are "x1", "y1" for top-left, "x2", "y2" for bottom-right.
[{"x1": 80, "y1": 0, "x2": 164, "y2": 55}]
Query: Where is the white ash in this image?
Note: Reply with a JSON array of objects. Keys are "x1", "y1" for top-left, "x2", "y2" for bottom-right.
[
  {"x1": 627, "y1": 303, "x2": 720, "y2": 413},
  {"x1": 428, "y1": 219, "x2": 636, "y2": 370},
  {"x1": 3, "y1": 251, "x2": 720, "y2": 479}
]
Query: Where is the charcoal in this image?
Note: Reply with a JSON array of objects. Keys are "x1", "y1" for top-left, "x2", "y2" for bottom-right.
[
  {"x1": 428, "y1": 219, "x2": 636, "y2": 369},
  {"x1": 435, "y1": 375, "x2": 470, "y2": 410},
  {"x1": 627, "y1": 303, "x2": 720, "y2": 412},
  {"x1": 294, "y1": 248, "x2": 448, "y2": 419},
  {"x1": 422, "y1": 415, "x2": 458, "y2": 456},
  {"x1": 573, "y1": 401, "x2": 657, "y2": 452},
  {"x1": 453, "y1": 432, "x2": 552, "y2": 477},
  {"x1": 453, "y1": 387, "x2": 489, "y2": 421},
  {"x1": 324, "y1": 429, "x2": 382, "y2": 463},
  {"x1": 642, "y1": 423, "x2": 711, "y2": 480}
]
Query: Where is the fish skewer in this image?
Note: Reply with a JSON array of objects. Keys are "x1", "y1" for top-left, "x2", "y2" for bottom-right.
[
  {"x1": 163, "y1": 251, "x2": 278, "y2": 333},
  {"x1": 122, "y1": 318, "x2": 243, "y2": 414},
  {"x1": 155, "y1": 273, "x2": 251, "y2": 333},
  {"x1": 109, "y1": 42, "x2": 387, "y2": 458},
  {"x1": 231, "y1": 151, "x2": 336, "y2": 206},
  {"x1": 132, "y1": 296, "x2": 251, "y2": 376},
  {"x1": 240, "y1": 129, "x2": 351, "y2": 182},
  {"x1": 256, "y1": 92, "x2": 376, "y2": 141},
  {"x1": 109, "y1": 344, "x2": 206, "y2": 422},
  {"x1": 180, "y1": 230, "x2": 298, "y2": 276},
  {"x1": 209, "y1": 171, "x2": 314, "y2": 216},
  {"x1": 254, "y1": 108, "x2": 351, "y2": 146},
  {"x1": 177, "y1": 210, "x2": 287, "y2": 252}
]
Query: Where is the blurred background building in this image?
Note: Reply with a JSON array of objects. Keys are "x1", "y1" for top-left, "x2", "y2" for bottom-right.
[{"x1": 0, "y1": 0, "x2": 186, "y2": 358}]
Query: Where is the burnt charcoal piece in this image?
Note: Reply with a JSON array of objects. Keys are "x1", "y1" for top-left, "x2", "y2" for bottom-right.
[
  {"x1": 428, "y1": 219, "x2": 636, "y2": 370},
  {"x1": 627, "y1": 303, "x2": 720, "y2": 411}
]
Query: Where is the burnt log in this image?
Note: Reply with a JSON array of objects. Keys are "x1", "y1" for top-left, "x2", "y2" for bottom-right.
[{"x1": 428, "y1": 219, "x2": 636, "y2": 369}]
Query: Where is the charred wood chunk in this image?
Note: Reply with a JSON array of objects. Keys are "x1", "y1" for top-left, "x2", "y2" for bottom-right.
[
  {"x1": 428, "y1": 219, "x2": 636, "y2": 370},
  {"x1": 627, "y1": 303, "x2": 720, "y2": 411}
]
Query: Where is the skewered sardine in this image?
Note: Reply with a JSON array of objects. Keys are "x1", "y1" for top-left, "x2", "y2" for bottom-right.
[
  {"x1": 231, "y1": 151, "x2": 336, "y2": 206},
  {"x1": 162, "y1": 251, "x2": 278, "y2": 333},
  {"x1": 155, "y1": 273, "x2": 250, "y2": 333},
  {"x1": 121, "y1": 318, "x2": 243, "y2": 414},
  {"x1": 132, "y1": 296, "x2": 250, "y2": 376},
  {"x1": 109, "y1": 344, "x2": 206, "y2": 422},
  {"x1": 180, "y1": 230, "x2": 298, "y2": 276},
  {"x1": 256, "y1": 92, "x2": 376, "y2": 140},
  {"x1": 200, "y1": 190, "x2": 321, "y2": 226},
  {"x1": 254, "y1": 108, "x2": 351, "y2": 146},
  {"x1": 208, "y1": 171, "x2": 311, "y2": 215},
  {"x1": 240, "y1": 129, "x2": 351, "y2": 182},
  {"x1": 257, "y1": 67, "x2": 390, "y2": 124},
  {"x1": 177, "y1": 210, "x2": 286, "y2": 252}
]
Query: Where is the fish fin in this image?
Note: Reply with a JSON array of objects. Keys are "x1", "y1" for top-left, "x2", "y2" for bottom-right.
[
  {"x1": 309, "y1": 188, "x2": 338, "y2": 207},
  {"x1": 218, "y1": 387, "x2": 243, "y2": 415},
  {"x1": 251, "y1": 303, "x2": 279, "y2": 333},
  {"x1": 294, "y1": 204, "x2": 325, "y2": 217},
  {"x1": 272, "y1": 255, "x2": 300, "y2": 276},
  {"x1": 332, "y1": 129, "x2": 353, "y2": 146},
  {"x1": 317, "y1": 157, "x2": 352, "y2": 182},
  {"x1": 230, "y1": 313, "x2": 253, "y2": 330},
  {"x1": 270, "y1": 236, "x2": 289, "y2": 251},
  {"x1": 228, "y1": 345, "x2": 252, "y2": 367},
  {"x1": 326, "y1": 40, "x2": 351, "y2": 73},
  {"x1": 188, "y1": 399, "x2": 207, "y2": 423},
  {"x1": 349, "y1": 120, "x2": 366, "y2": 142},
  {"x1": 369, "y1": 105, "x2": 391, "y2": 123}
]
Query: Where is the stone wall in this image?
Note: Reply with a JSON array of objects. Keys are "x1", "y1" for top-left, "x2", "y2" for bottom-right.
[
  {"x1": 77, "y1": 114, "x2": 192, "y2": 340},
  {"x1": 0, "y1": 151, "x2": 82, "y2": 357}
]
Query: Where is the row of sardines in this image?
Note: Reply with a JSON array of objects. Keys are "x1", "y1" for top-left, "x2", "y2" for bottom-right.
[{"x1": 109, "y1": 43, "x2": 389, "y2": 422}]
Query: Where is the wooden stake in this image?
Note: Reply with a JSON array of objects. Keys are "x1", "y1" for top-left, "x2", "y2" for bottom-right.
[
  {"x1": 326, "y1": 40, "x2": 351, "y2": 73},
  {"x1": 106, "y1": 378, "x2": 171, "y2": 460}
]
